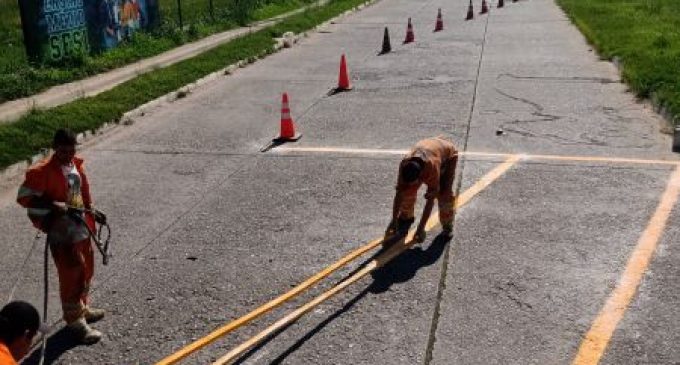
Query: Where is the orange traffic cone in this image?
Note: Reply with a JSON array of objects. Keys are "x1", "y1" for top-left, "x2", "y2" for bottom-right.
[
  {"x1": 481, "y1": 0, "x2": 489, "y2": 14},
  {"x1": 274, "y1": 92, "x2": 301, "y2": 142},
  {"x1": 465, "y1": 0, "x2": 474, "y2": 20},
  {"x1": 404, "y1": 18, "x2": 415, "y2": 43},
  {"x1": 498, "y1": 0, "x2": 504, "y2": 8},
  {"x1": 434, "y1": 8, "x2": 443, "y2": 32},
  {"x1": 335, "y1": 54, "x2": 352, "y2": 92}
]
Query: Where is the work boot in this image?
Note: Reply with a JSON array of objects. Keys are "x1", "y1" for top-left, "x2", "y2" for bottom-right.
[
  {"x1": 84, "y1": 307, "x2": 106, "y2": 323},
  {"x1": 67, "y1": 318, "x2": 102, "y2": 345},
  {"x1": 442, "y1": 222, "x2": 454, "y2": 238}
]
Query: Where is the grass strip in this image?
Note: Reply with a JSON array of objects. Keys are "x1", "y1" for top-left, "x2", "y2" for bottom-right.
[
  {"x1": 557, "y1": 0, "x2": 680, "y2": 126},
  {"x1": 0, "y1": 0, "x2": 370, "y2": 170},
  {"x1": 0, "y1": 0, "x2": 317, "y2": 103}
]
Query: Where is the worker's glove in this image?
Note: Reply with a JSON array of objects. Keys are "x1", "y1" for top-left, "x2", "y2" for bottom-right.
[
  {"x1": 414, "y1": 229, "x2": 427, "y2": 244},
  {"x1": 93, "y1": 209, "x2": 107, "y2": 225}
]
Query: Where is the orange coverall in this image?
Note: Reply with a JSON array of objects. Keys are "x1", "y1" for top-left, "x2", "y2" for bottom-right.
[
  {"x1": 17, "y1": 155, "x2": 95, "y2": 324},
  {"x1": 395, "y1": 136, "x2": 458, "y2": 226},
  {"x1": 0, "y1": 342, "x2": 17, "y2": 365}
]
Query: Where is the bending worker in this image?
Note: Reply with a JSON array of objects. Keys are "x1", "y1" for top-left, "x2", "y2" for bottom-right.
[
  {"x1": 0, "y1": 301, "x2": 40, "y2": 365},
  {"x1": 17, "y1": 129, "x2": 104, "y2": 344},
  {"x1": 385, "y1": 136, "x2": 458, "y2": 244}
]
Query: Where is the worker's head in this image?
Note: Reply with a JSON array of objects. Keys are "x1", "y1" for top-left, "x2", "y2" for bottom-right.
[
  {"x1": 401, "y1": 159, "x2": 423, "y2": 184},
  {"x1": 52, "y1": 128, "x2": 78, "y2": 165},
  {"x1": 0, "y1": 301, "x2": 40, "y2": 360}
]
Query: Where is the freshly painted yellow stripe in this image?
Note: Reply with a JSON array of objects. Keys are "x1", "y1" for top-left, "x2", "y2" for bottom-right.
[
  {"x1": 275, "y1": 146, "x2": 680, "y2": 166},
  {"x1": 274, "y1": 146, "x2": 509, "y2": 158},
  {"x1": 156, "y1": 156, "x2": 519, "y2": 365},
  {"x1": 211, "y1": 155, "x2": 520, "y2": 365},
  {"x1": 276, "y1": 146, "x2": 409, "y2": 155},
  {"x1": 528, "y1": 153, "x2": 680, "y2": 166},
  {"x1": 572, "y1": 165, "x2": 680, "y2": 365},
  {"x1": 454, "y1": 155, "x2": 520, "y2": 210}
]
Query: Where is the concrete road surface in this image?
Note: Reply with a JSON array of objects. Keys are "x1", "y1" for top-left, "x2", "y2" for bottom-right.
[{"x1": 1, "y1": 0, "x2": 678, "y2": 364}]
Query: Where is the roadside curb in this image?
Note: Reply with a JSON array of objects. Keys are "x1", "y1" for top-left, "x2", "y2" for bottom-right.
[
  {"x1": 613, "y1": 56, "x2": 680, "y2": 151},
  {"x1": 0, "y1": 0, "x2": 380, "y2": 183},
  {"x1": 611, "y1": 56, "x2": 679, "y2": 136}
]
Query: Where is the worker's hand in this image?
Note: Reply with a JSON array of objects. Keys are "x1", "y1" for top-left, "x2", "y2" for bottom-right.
[
  {"x1": 414, "y1": 229, "x2": 426, "y2": 244},
  {"x1": 385, "y1": 219, "x2": 397, "y2": 235},
  {"x1": 51, "y1": 202, "x2": 68, "y2": 215},
  {"x1": 93, "y1": 209, "x2": 107, "y2": 225}
]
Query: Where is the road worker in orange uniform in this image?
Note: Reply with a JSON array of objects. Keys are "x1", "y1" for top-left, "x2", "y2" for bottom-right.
[
  {"x1": 17, "y1": 129, "x2": 104, "y2": 344},
  {"x1": 0, "y1": 301, "x2": 40, "y2": 365},
  {"x1": 385, "y1": 136, "x2": 458, "y2": 244}
]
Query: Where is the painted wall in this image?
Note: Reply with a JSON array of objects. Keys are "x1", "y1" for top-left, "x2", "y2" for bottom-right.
[{"x1": 18, "y1": 0, "x2": 159, "y2": 64}]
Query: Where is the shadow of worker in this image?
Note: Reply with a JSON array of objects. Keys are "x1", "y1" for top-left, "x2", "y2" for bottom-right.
[
  {"x1": 21, "y1": 326, "x2": 80, "y2": 365},
  {"x1": 369, "y1": 233, "x2": 450, "y2": 294},
  {"x1": 256, "y1": 233, "x2": 451, "y2": 365}
]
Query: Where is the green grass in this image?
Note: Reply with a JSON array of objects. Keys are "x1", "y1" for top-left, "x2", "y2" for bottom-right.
[
  {"x1": 557, "y1": 0, "x2": 680, "y2": 124},
  {"x1": 0, "y1": 0, "x2": 315, "y2": 103},
  {"x1": 253, "y1": 0, "x2": 309, "y2": 20},
  {"x1": 0, "y1": 0, "x2": 370, "y2": 169}
]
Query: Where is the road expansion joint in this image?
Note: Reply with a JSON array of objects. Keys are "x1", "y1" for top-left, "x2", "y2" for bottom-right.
[{"x1": 423, "y1": 6, "x2": 492, "y2": 364}]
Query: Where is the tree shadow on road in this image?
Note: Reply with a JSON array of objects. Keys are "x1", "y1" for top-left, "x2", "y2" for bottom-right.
[
  {"x1": 21, "y1": 327, "x2": 80, "y2": 365},
  {"x1": 234, "y1": 233, "x2": 451, "y2": 364}
]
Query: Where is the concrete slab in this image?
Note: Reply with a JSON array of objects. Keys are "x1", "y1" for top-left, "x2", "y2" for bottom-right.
[
  {"x1": 431, "y1": 163, "x2": 673, "y2": 365},
  {"x1": 600, "y1": 206, "x2": 680, "y2": 365}
]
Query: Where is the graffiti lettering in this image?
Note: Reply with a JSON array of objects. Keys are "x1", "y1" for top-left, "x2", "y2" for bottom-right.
[
  {"x1": 43, "y1": 0, "x2": 84, "y2": 13},
  {"x1": 48, "y1": 28, "x2": 89, "y2": 61},
  {"x1": 45, "y1": 9, "x2": 86, "y2": 33}
]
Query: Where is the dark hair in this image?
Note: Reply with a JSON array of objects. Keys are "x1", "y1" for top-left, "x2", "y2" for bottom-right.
[
  {"x1": 52, "y1": 128, "x2": 77, "y2": 148},
  {"x1": 401, "y1": 160, "x2": 422, "y2": 183},
  {"x1": 0, "y1": 301, "x2": 40, "y2": 343}
]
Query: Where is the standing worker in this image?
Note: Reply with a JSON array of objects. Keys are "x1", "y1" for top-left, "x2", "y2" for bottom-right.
[
  {"x1": 0, "y1": 301, "x2": 40, "y2": 365},
  {"x1": 16, "y1": 129, "x2": 105, "y2": 344},
  {"x1": 385, "y1": 136, "x2": 458, "y2": 244}
]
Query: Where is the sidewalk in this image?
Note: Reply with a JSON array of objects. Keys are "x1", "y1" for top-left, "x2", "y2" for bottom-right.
[{"x1": 0, "y1": 3, "x2": 321, "y2": 124}]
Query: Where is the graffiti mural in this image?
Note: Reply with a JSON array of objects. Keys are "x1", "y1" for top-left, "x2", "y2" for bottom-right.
[
  {"x1": 96, "y1": 0, "x2": 158, "y2": 50},
  {"x1": 18, "y1": 0, "x2": 159, "y2": 64}
]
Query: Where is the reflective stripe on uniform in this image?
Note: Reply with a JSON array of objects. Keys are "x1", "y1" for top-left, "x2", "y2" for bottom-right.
[
  {"x1": 17, "y1": 185, "x2": 42, "y2": 199},
  {"x1": 28, "y1": 207, "x2": 50, "y2": 216}
]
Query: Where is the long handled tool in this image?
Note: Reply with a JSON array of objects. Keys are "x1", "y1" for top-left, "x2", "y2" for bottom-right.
[{"x1": 67, "y1": 207, "x2": 112, "y2": 265}]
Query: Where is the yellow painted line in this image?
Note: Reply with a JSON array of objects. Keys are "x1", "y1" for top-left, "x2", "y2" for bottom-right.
[
  {"x1": 527, "y1": 154, "x2": 680, "y2": 166},
  {"x1": 275, "y1": 146, "x2": 680, "y2": 166},
  {"x1": 275, "y1": 146, "x2": 509, "y2": 159},
  {"x1": 572, "y1": 165, "x2": 680, "y2": 365},
  {"x1": 156, "y1": 156, "x2": 519, "y2": 365},
  {"x1": 156, "y1": 237, "x2": 382, "y2": 365},
  {"x1": 212, "y1": 155, "x2": 520, "y2": 365},
  {"x1": 275, "y1": 146, "x2": 409, "y2": 155}
]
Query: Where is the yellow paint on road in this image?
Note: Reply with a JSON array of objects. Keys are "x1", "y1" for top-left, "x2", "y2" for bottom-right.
[
  {"x1": 528, "y1": 153, "x2": 680, "y2": 166},
  {"x1": 210, "y1": 155, "x2": 520, "y2": 365},
  {"x1": 275, "y1": 146, "x2": 680, "y2": 166},
  {"x1": 156, "y1": 156, "x2": 520, "y2": 364},
  {"x1": 572, "y1": 166, "x2": 680, "y2": 365}
]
